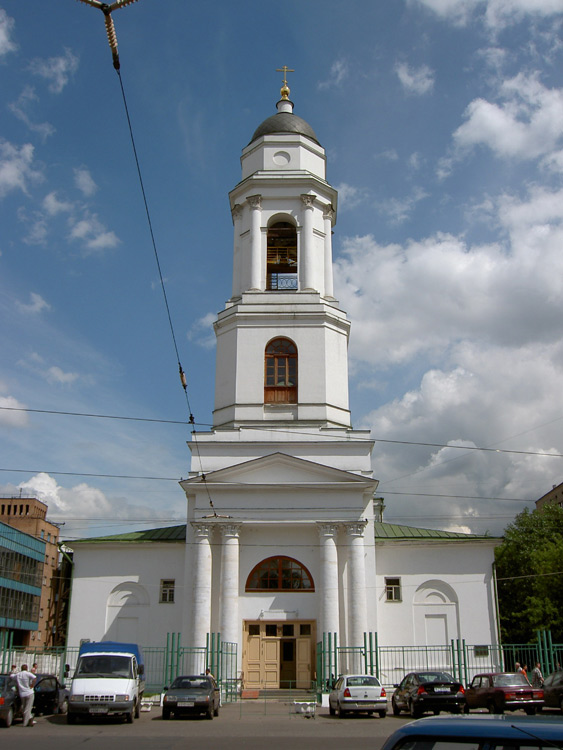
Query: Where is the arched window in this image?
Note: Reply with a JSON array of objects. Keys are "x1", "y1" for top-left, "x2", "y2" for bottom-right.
[
  {"x1": 267, "y1": 221, "x2": 297, "y2": 290},
  {"x1": 265, "y1": 338, "x2": 297, "y2": 403},
  {"x1": 246, "y1": 556, "x2": 314, "y2": 591}
]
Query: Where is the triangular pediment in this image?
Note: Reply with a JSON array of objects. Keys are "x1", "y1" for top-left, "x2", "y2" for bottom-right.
[{"x1": 183, "y1": 452, "x2": 375, "y2": 488}]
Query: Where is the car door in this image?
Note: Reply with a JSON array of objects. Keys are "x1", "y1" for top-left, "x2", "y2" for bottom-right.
[
  {"x1": 466, "y1": 675, "x2": 483, "y2": 708},
  {"x1": 397, "y1": 675, "x2": 414, "y2": 708}
]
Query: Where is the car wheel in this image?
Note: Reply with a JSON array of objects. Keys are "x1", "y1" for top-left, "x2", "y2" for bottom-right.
[
  {"x1": 1, "y1": 706, "x2": 13, "y2": 728},
  {"x1": 392, "y1": 697, "x2": 401, "y2": 716},
  {"x1": 134, "y1": 700, "x2": 140, "y2": 719},
  {"x1": 433, "y1": 709, "x2": 440, "y2": 715},
  {"x1": 560, "y1": 697, "x2": 563, "y2": 714},
  {"x1": 214, "y1": 703, "x2": 219, "y2": 717},
  {"x1": 207, "y1": 706, "x2": 214, "y2": 720},
  {"x1": 337, "y1": 703, "x2": 347, "y2": 718},
  {"x1": 525, "y1": 707, "x2": 536, "y2": 716},
  {"x1": 409, "y1": 700, "x2": 421, "y2": 719},
  {"x1": 162, "y1": 709, "x2": 170, "y2": 720},
  {"x1": 67, "y1": 713, "x2": 77, "y2": 725},
  {"x1": 378, "y1": 710, "x2": 386, "y2": 718},
  {"x1": 329, "y1": 704, "x2": 335, "y2": 716},
  {"x1": 125, "y1": 711, "x2": 133, "y2": 723},
  {"x1": 463, "y1": 703, "x2": 470, "y2": 714}
]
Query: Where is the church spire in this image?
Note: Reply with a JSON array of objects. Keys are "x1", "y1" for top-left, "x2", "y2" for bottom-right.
[{"x1": 275, "y1": 65, "x2": 294, "y2": 114}]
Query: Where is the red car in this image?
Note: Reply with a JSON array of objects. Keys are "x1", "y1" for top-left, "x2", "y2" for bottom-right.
[{"x1": 465, "y1": 672, "x2": 544, "y2": 715}]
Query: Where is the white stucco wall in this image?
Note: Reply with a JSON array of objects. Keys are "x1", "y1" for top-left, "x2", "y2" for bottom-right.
[
  {"x1": 66, "y1": 542, "x2": 186, "y2": 648},
  {"x1": 374, "y1": 541, "x2": 499, "y2": 648}
]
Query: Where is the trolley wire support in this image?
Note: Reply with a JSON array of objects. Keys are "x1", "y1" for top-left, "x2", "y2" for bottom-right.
[{"x1": 76, "y1": 0, "x2": 139, "y2": 70}]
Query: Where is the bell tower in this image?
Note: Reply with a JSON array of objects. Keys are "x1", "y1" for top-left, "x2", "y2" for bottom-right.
[{"x1": 213, "y1": 76, "x2": 351, "y2": 429}]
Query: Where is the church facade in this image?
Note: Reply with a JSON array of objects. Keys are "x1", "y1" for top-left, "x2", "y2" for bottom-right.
[{"x1": 66, "y1": 83, "x2": 500, "y2": 689}]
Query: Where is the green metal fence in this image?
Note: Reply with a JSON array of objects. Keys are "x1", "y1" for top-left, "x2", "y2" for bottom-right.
[{"x1": 316, "y1": 629, "x2": 562, "y2": 693}]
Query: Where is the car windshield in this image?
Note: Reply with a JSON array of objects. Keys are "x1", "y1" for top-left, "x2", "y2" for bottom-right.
[
  {"x1": 493, "y1": 673, "x2": 530, "y2": 687},
  {"x1": 346, "y1": 676, "x2": 381, "y2": 687},
  {"x1": 418, "y1": 672, "x2": 455, "y2": 683},
  {"x1": 170, "y1": 676, "x2": 211, "y2": 691},
  {"x1": 76, "y1": 655, "x2": 133, "y2": 679}
]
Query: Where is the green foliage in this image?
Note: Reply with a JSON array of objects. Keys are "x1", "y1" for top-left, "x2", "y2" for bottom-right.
[{"x1": 495, "y1": 505, "x2": 563, "y2": 643}]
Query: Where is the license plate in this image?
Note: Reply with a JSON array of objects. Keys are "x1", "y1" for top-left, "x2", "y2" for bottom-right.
[
  {"x1": 361, "y1": 703, "x2": 376, "y2": 708},
  {"x1": 90, "y1": 707, "x2": 108, "y2": 714},
  {"x1": 177, "y1": 701, "x2": 194, "y2": 707},
  {"x1": 434, "y1": 688, "x2": 450, "y2": 693}
]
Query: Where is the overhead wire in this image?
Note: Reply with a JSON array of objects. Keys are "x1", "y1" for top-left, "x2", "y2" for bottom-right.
[{"x1": 75, "y1": 0, "x2": 218, "y2": 515}]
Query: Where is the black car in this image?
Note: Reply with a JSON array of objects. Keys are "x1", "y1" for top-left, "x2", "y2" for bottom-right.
[
  {"x1": 162, "y1": 675, "x2": 220, "y2": 720},
  {"x1": 392, "y1": 671, "x2": 465, "y2": 718},
  {"x1": 33, "y1": 674, "x2": 69, "y2": 716},
  {"x1": 0, "y1": 675, "x2": 20, "y2": 728},
  {"x1": 543, "y1": 669, "x2": 563, "y2": 712}
]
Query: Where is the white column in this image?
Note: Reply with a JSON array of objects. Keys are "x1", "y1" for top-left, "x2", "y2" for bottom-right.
[
  {"x1": 191, "y1": 522, "x2": 213, "y2": 649},
  {"x1": 300, "y1": 194, "x2": 316, "y2": 291},
  {"x1": 345, "y1": 521, "x2": 368, "y2": 650},
  {"x1": 322, "y1": 206, "x2": 335, "y2": 299},
  {"x1": 248, "y1": 194, "x2": 262, "y2": 290},
  {"x1": 219, "y1": 523, "x2": 241, "y2": 646},
  {"x1": 231, "y1": 204, "x2": 243, "y2": 297},
  {"x1": 317, "y1": 523, "x2": 340, "y2": 638}
]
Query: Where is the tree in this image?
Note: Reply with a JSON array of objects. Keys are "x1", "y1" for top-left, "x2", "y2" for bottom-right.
[{"x1": 495, "y1": 504, "x2": 563, "y2": 643}]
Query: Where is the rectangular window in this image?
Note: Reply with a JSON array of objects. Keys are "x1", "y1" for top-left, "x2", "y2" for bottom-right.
[
  {"x1": 385, "y1": 577, "x2": 401, "y2": 602},
  {"x1": 160, "y1": 579, "x2": 175, "y2": 603},
  {"x1": 248, "y1": 624, "x2": 260, "y2": 636}
]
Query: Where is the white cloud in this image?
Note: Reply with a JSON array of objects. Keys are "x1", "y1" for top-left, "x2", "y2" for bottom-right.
[
  {"x1": 16, "y1": 292, "x2": 51, "y2": 315},
  {"x1": 454, "y1": 73, "x2": 563, "y2": 160},
  {"x1": 187, "y1": 312, "x2": 216, "y2": 349},
  {"x1": 318, "y1": 58, "x2": 349, "y2": 90},
  {"x1": 68, "y1": 213, "x2": 120, "y2": 253},
  {"x1": 0, "y1": 8, "x2": 17, "y2": 57},
  {"x1": 377, "y1": 187, "x2": 429, "y2": 224},
  {"x1": 8, "y1": 86, "x2": 55, "y2": 140},
  {"x1": 0, "y1": 395, "x2": 28, "y2": 428},
  {"x1": 335, "y1": 182, "x2": 370, "y2": 209},
  {"x1": 412, "y1": 0, "x2": 563, "y2": 30},
  {"x1": 0, "y1": 139, "x2": 43, "y2": 198},
  {"x1": 74, "y1": 167, "x2": 97, "y2": 197},
  {"x1": 18, "y1": 352, "x2": 79, "y2": 386},
  {"x1": 43, "y1": 191, "x2": 73, "y2": 216},
  {"x1": 395, "y1": 62, "x2": 435, "y2": 95},
  {"x1": 28, "y1": 48, "x2": 79, "y2": 94}
]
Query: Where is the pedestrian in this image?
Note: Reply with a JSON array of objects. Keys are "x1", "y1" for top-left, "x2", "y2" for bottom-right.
[
  {"x1": 31, "y1": 663, "x2": 38, "y2": 675},
  {"x1": 9, "y1": 664, "x2": 17, "y2": 677},
  {"x1": 15, "y1": 664, "x2": 36, "y2": 727},
  {"x1": 205, "y1": 668, "x2": 215, "y2": 680},
  {"x1": 515, "y1": 662, "x2": 522, "y2": 672},
  {"x1": 521, "y1": 664, "x2": 529, "y2": 681},
  {"x1": 531, "y1": 662, "x2": 544, "y2": 688}
]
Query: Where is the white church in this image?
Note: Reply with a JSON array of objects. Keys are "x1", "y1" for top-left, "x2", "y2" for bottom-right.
[{"x1": 66, "y1": 79, "x2": 500, "y2": 690}]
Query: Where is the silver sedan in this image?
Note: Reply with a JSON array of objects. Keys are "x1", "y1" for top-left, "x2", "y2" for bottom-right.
[{"x1": 328, "y1": 674, "x2": 387, "y2": 718}]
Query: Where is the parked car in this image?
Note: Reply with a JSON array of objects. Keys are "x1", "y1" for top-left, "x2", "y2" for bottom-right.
[
  {"x1": 0, "y1": 675, "x2": 20, "y2": 728},
  {"x1": 328, "y1": 674, "x2": 387, "y2": 718},
  {"x1": 162, "y1": 675, "x2": 220, "y2": 720},
  {"x1": 392, "y1": 671, "x2": 465, "y2": 718},
  {"x1": 381, "y1": 714, "x2": 563, "y2": 750},
  {"x1": 464, "y1": 672, "x2": 543, "y2": 715},
  {"x1": 543, "y1": 669, "x2": 563, "y2": 712},
  {"x1": 33, "y1": 674, "x2": 69, "y2": 716}
]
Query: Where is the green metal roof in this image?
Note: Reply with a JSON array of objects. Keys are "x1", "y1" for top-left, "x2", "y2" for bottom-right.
[
  {"x1": 72, "y1": 524, "x2": 186, "y2": 544},
  {"x1": 71, "y1": 521, "x2": 497, "y2": 545},
  {"x1": 374, "y1": 521, "x2": 497, "y2": 541}
]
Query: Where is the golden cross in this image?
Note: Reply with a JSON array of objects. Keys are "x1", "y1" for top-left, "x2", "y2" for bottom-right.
[{"x1": 276, "y1": 66, "x2": 295, "y2": 99}]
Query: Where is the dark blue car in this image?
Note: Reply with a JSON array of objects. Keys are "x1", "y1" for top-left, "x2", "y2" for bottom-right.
[{"x1": 381, "y1": 714, "x2": 563, "y2": 750}]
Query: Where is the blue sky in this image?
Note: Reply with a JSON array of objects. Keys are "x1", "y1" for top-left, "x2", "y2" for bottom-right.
[{"x1": 2, "y1": 0, "x2": 563, "y2": 540}]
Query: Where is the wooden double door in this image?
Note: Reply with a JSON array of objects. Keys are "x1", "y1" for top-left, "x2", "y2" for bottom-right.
[{"x1": 243, "y1": 620, "x2": 315, "y2": 689}]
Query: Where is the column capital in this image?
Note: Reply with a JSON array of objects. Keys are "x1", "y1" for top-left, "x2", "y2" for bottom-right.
[
  {"x1": 317, "y1": 522, "x2": 339, "y2": 537},
  {"x1": 219, "y1": 522, "x2": 242, "y2": 538},
  {"x1": 247, "y1": 194, "x2": 262, "y2": 210},
  {"x1": 322, "y1": 205, "x2": 335, "y2": 222},
  {"x1": 343, "y1": 520, "x2": 368, "y2": 538},
  {"x1": 191, "y1": 521, "x2": 213, "y2": 538},
  {"x1": 300, "y1": 193, "x2": 316, "y2": 209}
]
